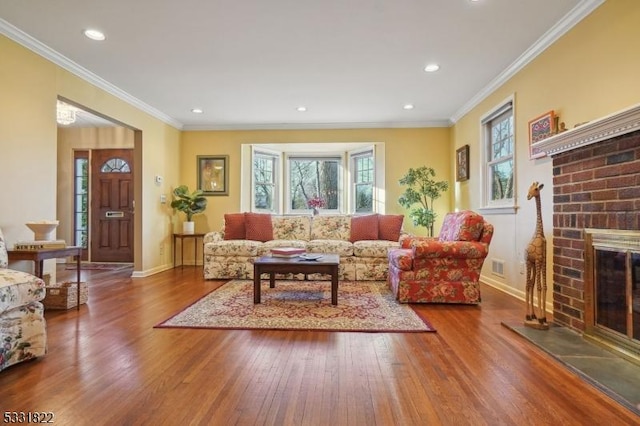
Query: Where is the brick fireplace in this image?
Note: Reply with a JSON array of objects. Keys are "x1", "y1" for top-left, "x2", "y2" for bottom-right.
[{"x1": 532, "y1": 104, "x2": 640, "y2": 358}]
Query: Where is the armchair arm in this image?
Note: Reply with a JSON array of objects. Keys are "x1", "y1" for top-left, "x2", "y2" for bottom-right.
[
  {"x1": 411, "y1": 240, "x2": 489, "y2": 259},
  {"x1": 399, "y1": 235, "x2": 437, "y2": 249},
  {"x1": 203, "y1": 231, "x2": 224, "y2": 244}
]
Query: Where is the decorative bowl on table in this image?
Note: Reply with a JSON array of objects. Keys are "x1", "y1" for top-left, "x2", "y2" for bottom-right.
[{"x1": 25, "y1": 220, "x2": 59, "y2": 241}]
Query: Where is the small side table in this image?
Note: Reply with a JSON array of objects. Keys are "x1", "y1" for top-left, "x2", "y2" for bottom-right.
[
  {"x1": 8, "y1": 246, "x2": 83, "y2": 311},
  {"x1": 173, "y1": 233, "x2": 205, "y2": 268}
]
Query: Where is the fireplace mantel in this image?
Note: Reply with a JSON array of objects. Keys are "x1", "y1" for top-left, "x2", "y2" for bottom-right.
[{"x1": 531, "y1": 103, "x2": 640, "y2": 157}]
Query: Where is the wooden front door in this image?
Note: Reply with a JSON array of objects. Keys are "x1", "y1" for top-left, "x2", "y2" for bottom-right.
[{"x1": 90, "y1": 149, "x2": 134, "y2": 262}]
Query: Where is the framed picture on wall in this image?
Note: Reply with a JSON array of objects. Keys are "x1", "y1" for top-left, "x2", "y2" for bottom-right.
[
  {"x1": 456, "y1": 145, "x2": 469, "y2": 182},
  {"x1": 528, "y1": 110, "x2": 555, "y2": 159},
  {"x1": 197, "y1": 155, "x2": 228, "y2": 196}
]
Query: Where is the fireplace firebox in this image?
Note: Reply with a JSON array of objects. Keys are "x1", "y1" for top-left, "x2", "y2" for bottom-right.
[{"x1": 585, "y1": 229, "x2": 640, "y2": 362}]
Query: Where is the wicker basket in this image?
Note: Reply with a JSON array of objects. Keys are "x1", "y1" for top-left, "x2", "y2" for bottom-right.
[{"x1": 43, "y1": 281, "x2": 88, "y2": 309}]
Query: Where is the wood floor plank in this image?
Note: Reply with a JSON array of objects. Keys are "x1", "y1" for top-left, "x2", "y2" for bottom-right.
[{"x1": 0, "y1": 266, "x2": 637, "y2": 425}]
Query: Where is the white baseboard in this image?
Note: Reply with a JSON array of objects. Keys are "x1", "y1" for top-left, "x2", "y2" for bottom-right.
[
  {"x1": 131, "y1": 263, "x2": 174, "y2": 278},
  {"x1": 481, "y1": 276, "x2": 553, "y2": 313}
]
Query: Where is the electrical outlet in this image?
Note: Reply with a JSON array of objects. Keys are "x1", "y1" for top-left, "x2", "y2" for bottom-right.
[
  {"x1": 519, "y1": 261, "x2": 525, "y2": 274},
  {"x1": 159, "y1": 243, "x2": 164, "y2": 256}
]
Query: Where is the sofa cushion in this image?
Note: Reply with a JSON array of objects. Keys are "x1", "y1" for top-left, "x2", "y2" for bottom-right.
[
  {"x1": 353, "y1": 240, "x2": 400, "y2": 258},
  {"x1": 306, "y1": 239, "x2": 354, "y2": 256},
  {"x1": 223, "y1": 213, "x2": 246, "y2": 240},
  {"x1": 0, "y1": 269, "x2": 46, "y2": 313},
  {"x1": 311, "y1": 216, "x2": 351, "y2": 241},
  {"x1": 439, "y1": 211, "x2": 484, "y2": 242},
  {"x1": 245, "y1": 213, "x2": 273, "y2": 242},
  {"x1": 350, "y1": 214, "x2": 379, "y2": 242},
  {"x1": 205, "y1": 240, "x2": 261, "y2": 257},
  {"x1": 378, "y1": 214, "x2": 404, "y2": 241},
  {"x1": 272, "y1": 216, "x2": 312, "y2": 240},
  {"x1": 259, "y1": 240, "x2": 308, "y2": 256}
]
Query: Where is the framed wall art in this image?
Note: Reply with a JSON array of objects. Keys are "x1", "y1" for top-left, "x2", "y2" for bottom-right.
[
  {"x1": 456, "y1": 144, "x2": 469, "y2": 182},
  {"x1": 197, "y1": 155, "x2": 229, "y2": 196},
  {"x1": 529, "y1": 110, "x2": 555, "y2": 159}
]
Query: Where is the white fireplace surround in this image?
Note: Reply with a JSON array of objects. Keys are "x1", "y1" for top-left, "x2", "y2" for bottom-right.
[{"x1": 531, "y1": 103, "x2": 640, "y2": 157}]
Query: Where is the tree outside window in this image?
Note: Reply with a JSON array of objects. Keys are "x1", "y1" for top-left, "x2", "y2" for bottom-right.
[
  {"x1": 353, "y1": 152, "x2": 373, "y2": 212},
  {"x1": 253, "y1": 152, "x2": 276, "y2": 211},
  {"x1": 289, "y1": 157, "x2": 339, "y2": 211},
  {"x1": 486, "y1": 107, "x2": 514, "y2": 204},
  {"x1": 249, "y1": 144, "x2": 377, "y2": 214}
]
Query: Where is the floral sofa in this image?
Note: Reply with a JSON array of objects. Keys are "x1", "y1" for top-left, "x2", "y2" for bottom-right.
[
  {"x1": 387, "y1": 210, "x2": 493, "y2": 304},
  {"x1": 203, "y1": 213, "x2": 405, "y2": 281},
  {"x1": 0, "y1": 228, "x2": 47, "y2": 372}
]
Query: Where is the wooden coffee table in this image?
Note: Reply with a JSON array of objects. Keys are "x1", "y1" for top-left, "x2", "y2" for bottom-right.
[{"x1": 253, "y1": 253, "x2": 340, "y2": 305}]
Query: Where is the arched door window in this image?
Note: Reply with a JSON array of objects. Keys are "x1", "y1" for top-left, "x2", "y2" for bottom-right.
[{"x1": 101, "y1": 157, "x2": 131, "y2": 173}]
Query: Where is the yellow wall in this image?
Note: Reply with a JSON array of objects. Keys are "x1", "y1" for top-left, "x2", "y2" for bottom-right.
[
  {"x1": 180, "y1": 127, "x2": 452, "y2": 236},
  {"x1": 4, "y1": 0, "x2": 639, "y2": 282},
  {"x1": 451, "y1": 0, "x2": 640, "y2": 302},
  {"x1": 0, "y1": 34, "x2": 181, "y2": 276}
]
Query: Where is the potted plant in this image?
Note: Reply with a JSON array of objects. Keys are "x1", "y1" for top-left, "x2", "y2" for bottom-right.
[
  {"x1": 398, "y1": 166, "x2": 448, "y2": 237},
  {"x1": 170, "y1": 185, "x2": 208, "y2": 234}
]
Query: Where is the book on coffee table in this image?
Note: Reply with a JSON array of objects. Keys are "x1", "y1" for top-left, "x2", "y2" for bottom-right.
[{"x1": 271, "y1": 247, "x2": 306, "y2": 257}]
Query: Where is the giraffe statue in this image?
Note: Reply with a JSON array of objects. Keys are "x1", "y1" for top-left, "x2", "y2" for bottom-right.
[{"x1": 524, "y1": 181, "x2": 549, "y2": 330}]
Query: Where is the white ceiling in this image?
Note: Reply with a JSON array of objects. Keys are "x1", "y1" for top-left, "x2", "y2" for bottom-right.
[{"x1": 0, "y1": 0, "x2": 598, "y2": 130}]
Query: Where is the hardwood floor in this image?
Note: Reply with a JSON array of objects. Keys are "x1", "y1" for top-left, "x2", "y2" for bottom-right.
[{"x1": 1, "y1": 266, "x2": 638, "y2": 425}]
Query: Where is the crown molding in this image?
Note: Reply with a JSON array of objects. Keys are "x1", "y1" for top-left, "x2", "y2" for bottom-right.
[
  {"x1": 2, "y1": 0, "x2": 605, "y2": 132},
  {"x1": 531, "y1": 103, "x2": 640, "y2": 157},
  {"x1": 0, "y1": 18, "x2": 183, "y2": 130},
  {"x1": 449, "y1": 0, "x2": 605, "y2": 124},
  {"x1": 182, "y1": 119, "x2": 452, "y2": 131},
  {"x1": 0, "y1": 18, "x2": 449, "y2": 132}
]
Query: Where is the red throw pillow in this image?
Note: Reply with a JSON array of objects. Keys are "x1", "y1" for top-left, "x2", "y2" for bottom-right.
[
  {"x1": 223, "y1": 213, "x2": 246, "y2": 240},
  {"x1": 245, "y1": 212, "x2": 273, "y2": 242},
  {"x1": 350, "y1": 214, "x2": 379, "y2": 242},
  {"x1": 378, "y1": 214, "x2": 404, "y2": 241}
]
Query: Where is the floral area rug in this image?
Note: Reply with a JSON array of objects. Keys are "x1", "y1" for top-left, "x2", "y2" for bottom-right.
[{"x1": 155, "y1": 280, "x2": 435, "y2": 333}]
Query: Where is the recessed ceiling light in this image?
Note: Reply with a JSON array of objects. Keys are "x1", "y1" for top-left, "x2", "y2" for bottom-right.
[
  {"x1": 424, "y1": 64, "x2": 440, "y2": 72},
  {"x1": 191, "y1": 108, "x2": 204, "y2": 114},
  {"x1": 403, "y1": 104, "x2": 414, "y2": 110},
  {"x1": 83, "y1": 29, "x2": 106, "y2": 41},
  {"x1": 297, "y1": 106, "x2": 307, "y2": 112}
]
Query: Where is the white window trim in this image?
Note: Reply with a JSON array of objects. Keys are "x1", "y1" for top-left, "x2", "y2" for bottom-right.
[
  {"x1": 252, "y1": 148, "x2": 280, "y2": 213},
  {"x1": 285, "y1": 153, "x2": 344, "y2": 214},
  {"x1": 349, "y1": 147, "x2": 375, "y2": 215},
  {"x1": 242, "y1": 142, "x2": 385, "y2": 214},
  {"x1": 478, "y1": 95, "x2": 519, "y2": 215}
]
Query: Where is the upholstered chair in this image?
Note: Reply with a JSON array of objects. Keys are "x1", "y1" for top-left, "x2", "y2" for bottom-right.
[
  {"x1": 387, "y1": 210, "x2": 493, "y2": 304},
  {"x1": 0, "y1": 228, "x2": 47, "y2": 371}
]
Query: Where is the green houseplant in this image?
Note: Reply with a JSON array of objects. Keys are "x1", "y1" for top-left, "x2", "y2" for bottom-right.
[
  {"x1": 170, "y1": 185, "x2": 208, "y2": 234},
  {"x1": 398, "y1": 166, "x2": 448, "y2": 237}
]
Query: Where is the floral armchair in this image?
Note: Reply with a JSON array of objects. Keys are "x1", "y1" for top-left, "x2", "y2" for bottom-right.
[
  {"x1": 387, "y1": 210, "x2": 493, "y2": 304},
  {"x1": 0, "y1": 228, "x2": 47, "y2": 371}
]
